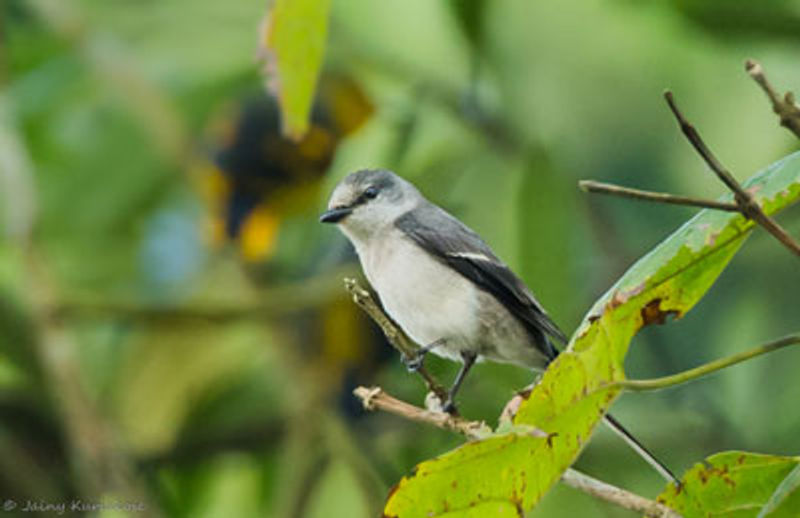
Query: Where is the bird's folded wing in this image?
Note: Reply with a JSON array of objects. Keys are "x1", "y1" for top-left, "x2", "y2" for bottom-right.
[{"x1": 395, "y1": 205, "x2": 568, "y2": 351}]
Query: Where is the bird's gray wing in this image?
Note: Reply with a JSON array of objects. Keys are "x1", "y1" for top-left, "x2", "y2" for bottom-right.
[{"x1": 395, "y1": 204, "x2": 567, "y2": 357}]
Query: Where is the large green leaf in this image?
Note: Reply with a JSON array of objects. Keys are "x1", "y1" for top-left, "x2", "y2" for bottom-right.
[
  {"x1": 657, "y1": 452, "x2": 800, "y2": 518},
  {"x1": 259, "y1": 0, "x2": 332, "y2": 140},
  {"x1": 384, "y1": 151, "x2": 800, "y2": 517}
]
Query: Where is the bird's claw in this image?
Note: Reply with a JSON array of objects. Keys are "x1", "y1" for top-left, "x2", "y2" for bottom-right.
[{"x1": 402, "y1": 353, "x2": 424, "y2": 372}]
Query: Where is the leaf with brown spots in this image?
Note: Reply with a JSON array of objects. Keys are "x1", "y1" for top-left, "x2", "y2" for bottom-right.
[
  {"x1": 658, "y1": 452, "x2": 800, "y2": 517},
  {"x1": 384, "y1": 152, "x2": 800, "y2": 517}
]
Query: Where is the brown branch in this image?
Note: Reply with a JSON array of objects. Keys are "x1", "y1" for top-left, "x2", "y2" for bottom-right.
[
  {"x1": 353, "y1": 387, "x2": 491, "y2": 439},
  {"x1": 561, "y1": 469, "x2": 681, "y2": 518},
  {"x1": 578, "y1": 180, "x2": 740, "y2": 212},
  {"x1": 745, "y1": 59, "x2": 800, "y2": 140},
  {"x1": 580, "y1": 91, "x2": 800, "y2": 257},
  {"x1": 354, "y1": 386, "x2": 681, "y2": 518},
  {"x1": 664, "y1": 90, "x2": 800, "y2": 258},
  {"x1": 664, "y1": 91, "x2": 751, "y2": 196},
  {"x1": 344, "y1": 279, "x2": 450, "y2": 406}
]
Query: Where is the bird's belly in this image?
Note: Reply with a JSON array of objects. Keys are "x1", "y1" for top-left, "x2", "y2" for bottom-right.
[{"x1": 361, "y1": 240, "x2": 479, "y2": 360}]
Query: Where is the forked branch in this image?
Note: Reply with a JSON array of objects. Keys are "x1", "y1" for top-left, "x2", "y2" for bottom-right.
[
  {"x1": 579, "y1": 86, "x2": 800, "y2": 259},
  {"x1": 663, "y1": 90, "x2": 800, "y2": 258}
]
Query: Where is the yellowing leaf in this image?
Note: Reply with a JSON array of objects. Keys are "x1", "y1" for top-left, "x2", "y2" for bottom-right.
[
  {"x1": 384, "y1": 151, "x2": 800, "y2": 517},
  {"x1": 259, "y1": 0, "x2": 332, "y2": 140},
  {"x1": 384, "y1": 432, "x2": 549, "y2": 518},
  {"x1": 658, "y1": 452, "x2": 800, "y2": 518}
]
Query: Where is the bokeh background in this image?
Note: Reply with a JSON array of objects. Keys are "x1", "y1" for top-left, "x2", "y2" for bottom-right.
[{"x1": 2, "y1": 0, "x2": 800, "y2": 516}]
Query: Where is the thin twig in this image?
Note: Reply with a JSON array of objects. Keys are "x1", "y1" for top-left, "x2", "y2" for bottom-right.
[
  {"x1": 745, "y1": 59, "x2": 800, "y2": 140},
  {"x1": 561, "y1": 469, "x2": 681, "y2": 518},
  {"x1": 344, "y1": 278, "x2": 450, "y2": 405},
  {"x1": 615, "y1": 334, "x2": 800, "y2": 392},
  {"x1": 579, "y1": 180, "x2": 740, "y2": 212},
  {"x1": 353, "y1": 387, "x2": 491, "y2": 439},
  {"x1": 665, "y1": 90, "x2": 800, "y2": 258},
  {"x1": 664, "y1": 91, "x2": 746, "y2": 194},
  {"x1": 354, "y1": 386, "x2": 681, "y2": 518}
]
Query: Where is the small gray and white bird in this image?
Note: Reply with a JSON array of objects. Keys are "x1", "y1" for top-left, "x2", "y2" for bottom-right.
[{"x1": 320, "y1": 169, "x2": 677, "y2": 484}]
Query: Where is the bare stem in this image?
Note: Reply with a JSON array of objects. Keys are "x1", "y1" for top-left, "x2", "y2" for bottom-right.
[
  {"x1": 561, "y1": 469, "x2": 681, "y2": 518},
  {"x1": 616, "y1": 334, "x2": 800, "y2": 392},
  {"x1": 664, "y1": 91, "x2": 745, "y2": 194},
  {"x1": 745, "y1": 59, "x2": 800, "y2": 140},
  {"x1": 344, "y1": 278, "x2": 451, "y2": 406},
  {"x1": 353, "y1": 387, "x2": 491, "y2": 439},
  {"x1": 354, "y1": 386, "x2": 681, "y2": 518},
  {"x1": 664, "y1": 90, "x2": 800, "y2": 258},
  {"x1": 579, "y1": 180, "x2": 740, "y2": 212}
]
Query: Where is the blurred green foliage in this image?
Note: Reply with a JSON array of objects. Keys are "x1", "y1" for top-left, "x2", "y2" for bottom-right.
[{"x1": 1, "y1": 0, "x2": 800, "y2": 517}]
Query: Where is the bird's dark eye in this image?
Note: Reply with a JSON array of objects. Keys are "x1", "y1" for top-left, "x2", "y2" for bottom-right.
[{"x1": 363, "y1": 186, "x2": 379, "y2": 199}]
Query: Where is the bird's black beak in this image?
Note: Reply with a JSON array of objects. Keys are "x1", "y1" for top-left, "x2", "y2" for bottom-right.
[{"x1": 319, "y1": 206, "x2": 353, "y2": 224}]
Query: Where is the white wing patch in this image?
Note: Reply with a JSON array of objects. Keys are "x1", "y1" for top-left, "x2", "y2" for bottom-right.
[{"x1": 446, "y1": 251, "x2": 496, "y2": 263}]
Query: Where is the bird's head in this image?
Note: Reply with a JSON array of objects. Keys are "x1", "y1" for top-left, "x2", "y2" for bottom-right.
[{"x1": 320, "y1": 169, "x2": 420, "y2": 241}]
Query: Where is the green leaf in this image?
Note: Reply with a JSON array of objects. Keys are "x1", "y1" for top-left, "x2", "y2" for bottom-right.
[
  {"x1": 259, "y1": 0, "x2": 332, "y2": 140},
  {"x1": 758, "y1": 463, "x2": 800, "y2": 518},
  {"x1": 657, "y1": 452, "x2": 800, "y2": 518},
  {"x1": 384, "y1": 151, "x2": 800, "y2": 517},
  {"x1": 384, "y1": 432, "x2": 548, "y2": 518}
]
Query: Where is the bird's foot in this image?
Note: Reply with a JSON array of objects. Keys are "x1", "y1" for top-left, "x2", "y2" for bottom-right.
[
  {"x1": 424, "y1": 392, "x2": 453, "y2": 414},
  {"x1": 402, "y1": 339, "x2": 444, "y2": 372},
  {"x1": 442, "y1": 399, "x2": 458, "y2": 415},
  {"x1": 402, "y1": 353, "x2": 425, "y2": 372}
]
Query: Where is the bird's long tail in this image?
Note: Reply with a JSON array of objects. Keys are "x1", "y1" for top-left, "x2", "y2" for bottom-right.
[{"x1": 603, "y1": 412, "x2": 679, "y2": 485}]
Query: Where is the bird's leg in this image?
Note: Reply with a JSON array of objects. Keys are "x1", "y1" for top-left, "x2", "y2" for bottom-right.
[
  {"x1": 403, "y1": 338, "x2": 445, "y2": 372},
  {"x1": 442, "y1": 351, "x2": 477, "y2": 415}
]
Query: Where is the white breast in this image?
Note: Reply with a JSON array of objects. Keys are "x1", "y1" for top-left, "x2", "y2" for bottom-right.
[{"x1": 354, "y1": 230, "x2": 480, "y2": 361}]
